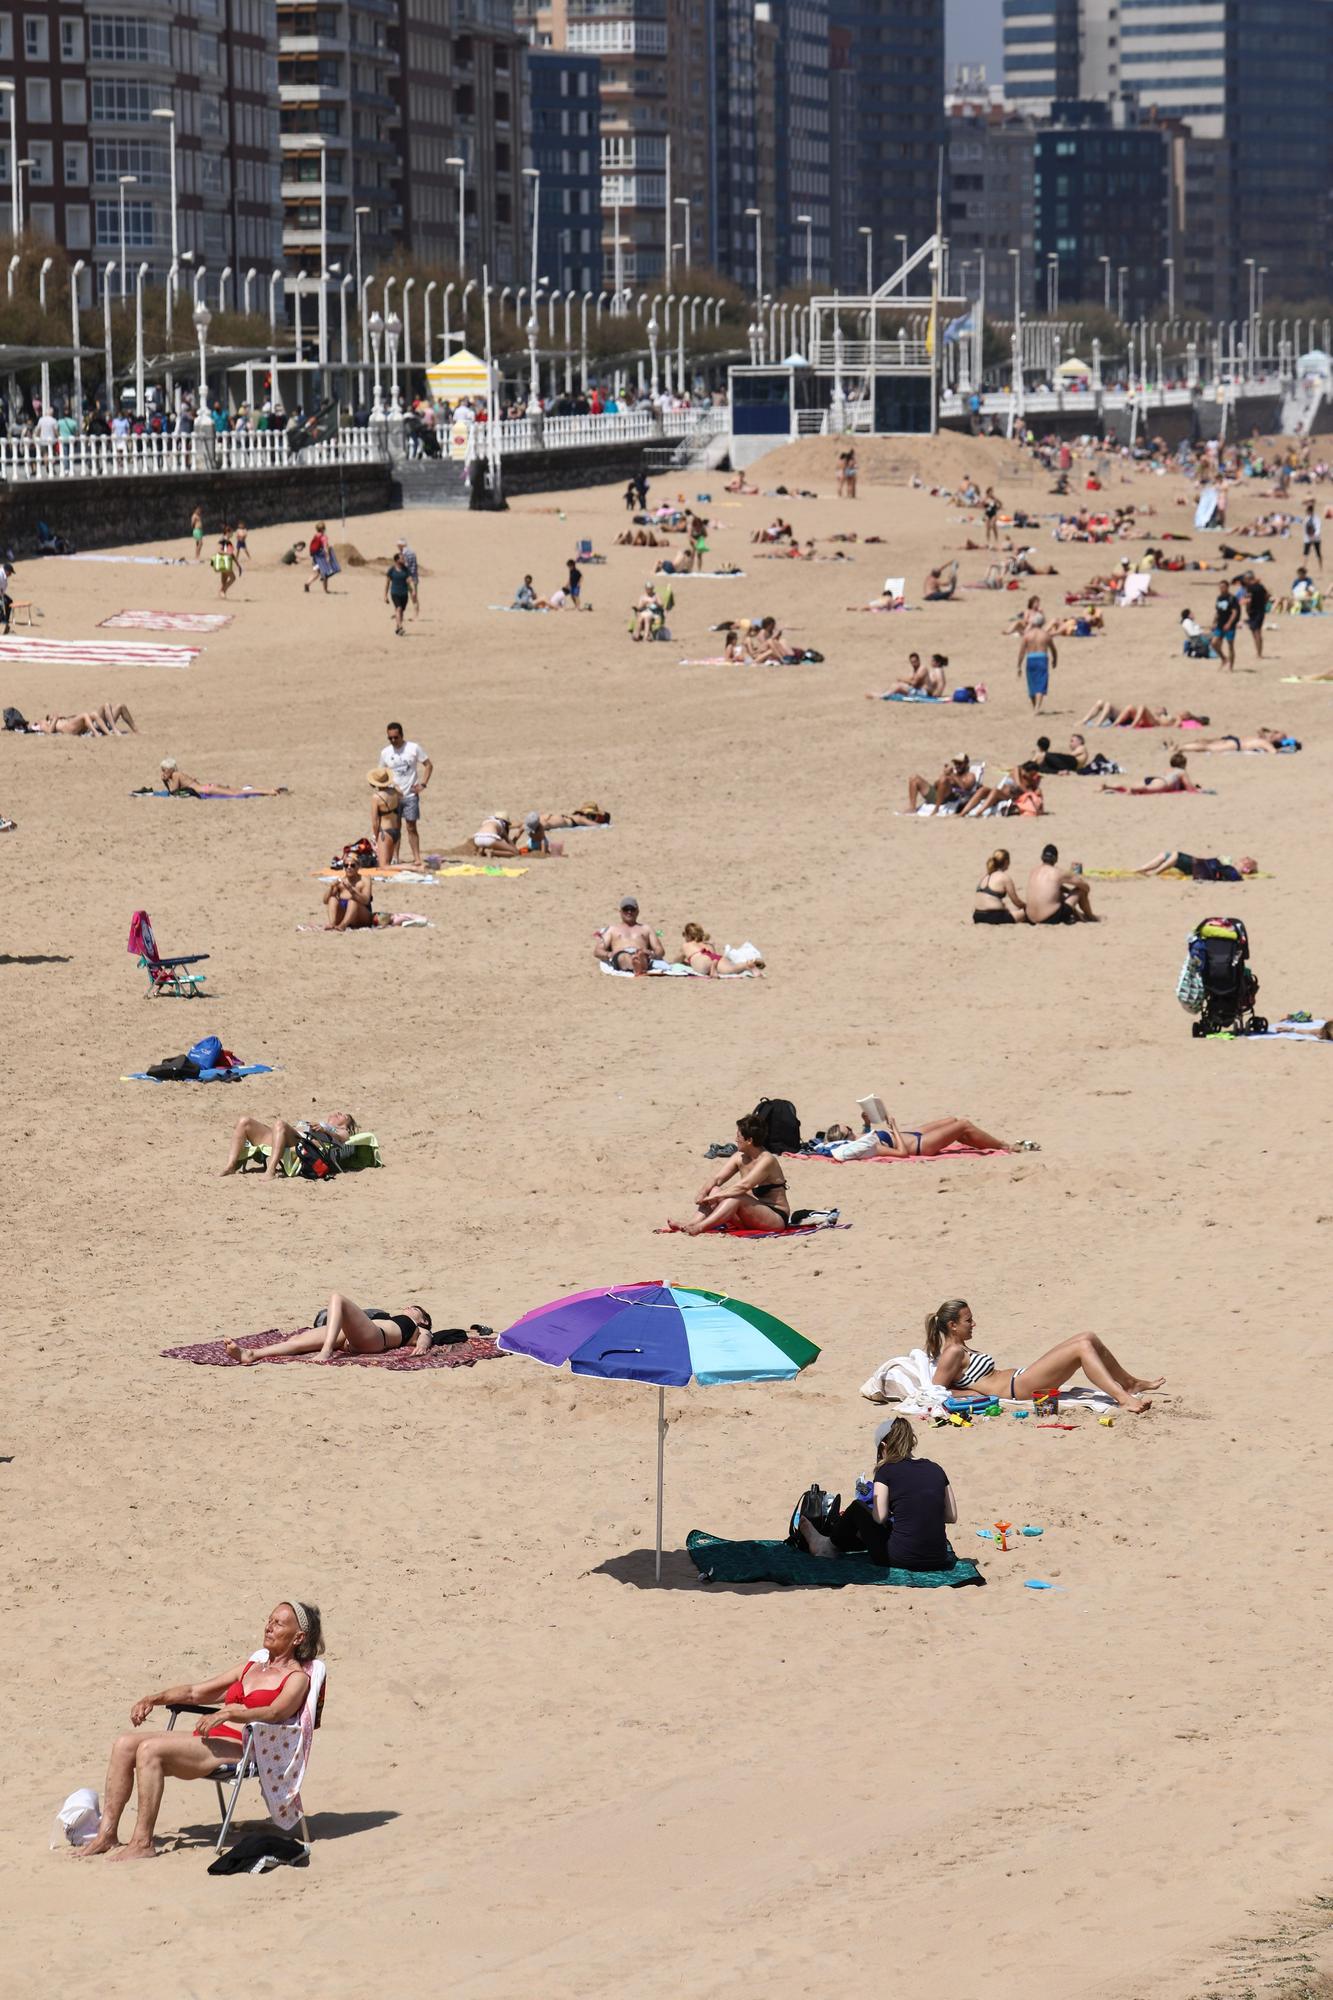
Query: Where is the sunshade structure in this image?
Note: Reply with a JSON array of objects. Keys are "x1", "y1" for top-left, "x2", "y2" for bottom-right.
[
  {"x1": 424, "y1": 347, "x2": 494, "y2": 401},
  {"x1": 1057, "y1": 355, "x2": 1092, "y2": 378},
  {"x1": 498, "y1": 1282, "x2": 820, "y2": 1580}
]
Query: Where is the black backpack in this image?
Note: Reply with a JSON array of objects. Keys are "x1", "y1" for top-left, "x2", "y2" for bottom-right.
[
  {"x1": 750, "y1": 1097, "x2": 802, "y2": 1153},
  {"x1": 3, "y1": 705, "x2": 28, "y2": 731}
]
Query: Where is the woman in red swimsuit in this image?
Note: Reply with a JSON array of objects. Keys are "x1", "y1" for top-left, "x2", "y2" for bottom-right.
[{"x1": 78, "y1": 1600, "x2": 323, "y2": 1860}]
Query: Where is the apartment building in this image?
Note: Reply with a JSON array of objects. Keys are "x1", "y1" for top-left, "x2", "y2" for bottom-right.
[
  {"x1": 1, "y1": 0, "x2": 280, "y2": 299},
  {"x1": 529, "y1": 48, "x2": 601, "y2": 292}
]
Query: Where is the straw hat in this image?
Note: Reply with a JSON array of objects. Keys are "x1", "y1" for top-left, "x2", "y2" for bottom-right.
[{"x1": 367, "y1": 765, "x2": 395, "y2": 788}]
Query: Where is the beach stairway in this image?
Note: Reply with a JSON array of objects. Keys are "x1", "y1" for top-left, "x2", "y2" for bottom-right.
[{"x1": 392, "y1": 459, "x2": 473, "y2": 510}]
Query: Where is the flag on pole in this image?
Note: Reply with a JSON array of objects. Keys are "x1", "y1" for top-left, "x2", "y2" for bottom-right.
[{"x1": 944, "y1": 309, "x2": 975, "y2": 344}]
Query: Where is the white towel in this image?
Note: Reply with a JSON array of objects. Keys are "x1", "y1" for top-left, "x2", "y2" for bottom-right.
[
  {"x1": 242, "y1": 1650, "x2": 325, "y2": 1833},
  {"x1": 860, "y1": 1346, "x2": 1114, "y2": 1413}
]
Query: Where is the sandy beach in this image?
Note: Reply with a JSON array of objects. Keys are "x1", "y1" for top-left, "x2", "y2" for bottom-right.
[{"x1": 6, "y1": 432, "x2": 1333, "y2": 1999}]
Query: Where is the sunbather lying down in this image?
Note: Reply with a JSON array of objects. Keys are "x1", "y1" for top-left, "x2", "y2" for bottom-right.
[
  {"x1": 816, "y1": 1113, "x2": 1026, "y2": 1159},
  {"x1": 926, "y1": 1296, "x2": 1163, "y2": 1414},
  {"x1": 160, "y1": 756, "x2": 287, "y2": 795},
  {"x1": 1182, "y1": 728, "x2": 1300, "y2": 754},
  {"x1": 32, "y1": 702, "x2": 136, "y2": 735},
  {"x1": 77, "y1": 1599, "x2": 324, "y2": 1859},
  {"x1": 1081, "y1": 702, "x2": 1210, "y2": 729},
  {"x1": 220, "y1": 1110, "x2": 357, "y2": 1179},
  {"x1": 223, "y1": 1291, "x2": 477, "y2": 1363}
]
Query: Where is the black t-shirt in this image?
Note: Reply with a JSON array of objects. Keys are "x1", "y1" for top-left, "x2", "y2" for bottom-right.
[
  {"x1": 567, "y1": 563, "x2": 582, "y2": 591},
  {"x1": 873, "y1": 1456, "x2": 951, "y2": 1570},
  {"x1": 1245, "y1": 579, "x2": 1270, "y2": 620},
  {"x1": 1214, "y1": 591, "x2": 1239, "y2": 632}
]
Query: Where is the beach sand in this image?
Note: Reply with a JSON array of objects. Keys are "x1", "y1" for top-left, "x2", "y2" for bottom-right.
[{"x1": 6, "y1": 434, "x2": 1333, "y2": 1999}]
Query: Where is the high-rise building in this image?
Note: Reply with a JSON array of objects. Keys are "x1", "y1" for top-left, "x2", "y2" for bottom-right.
[
  {"x1": 770, "y1": 0, "x2": 830, "y2": 294},
  {"x1": 529, "y1": 49, "x2": 602, "y2": 292},
  {"x1": 2, "y1": 0, "x2": 281, "y2": 301},
  {"x1": 394, "y1": 1, "x2": 529, "y2": 284},
  {"x1": 1001, "y1": 0, "x2": 1079, "y2": 114},
  {"x1": 945, "y1": 90, "x2": 1035, "y2": 317},
  {"x1": 277, "y1": 0, "x2": 398, "y2": 287},
  {"x1": 1034, "y1": 99, "x2": 1170, "y2": 319},
  {"x1": 828, "y1": 0, "x2": 944, "y2": 294}
]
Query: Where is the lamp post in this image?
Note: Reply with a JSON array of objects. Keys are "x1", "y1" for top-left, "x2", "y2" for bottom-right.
[
  {"x1": 268, "y1": 267, "x2": 282, "y2": 415},
  {"x1": 403, "y1": 275, "x2": 415, "y2": 395},
  {"x1": 673, "y1": 194, "x2": 691, "y2": 272},
  {"x1": 1163, "y1": 255, "x2": 1175, "y2": 321},
  {"x1": 133, "y1": 259, "x2": 149, "y2": 414},
  {"x1": 339, "y1": 271, "x2": 352, "y2": 384},
  {"x1": 859, "y1": 225, "x2": 873, "y2": 295},
  {"x1": 526, "y1": 313, "x2": 540, "y2": 411},
  {"x1": 797, "y1": 212, "x2": 813, "y2": 289},
  {"x1": 612, "y1": 194, "x2": 623, "y2": 316},
  {"x1": 446, "y1": 156, "x2": 465, "y2": 277},
  {"x1": 895, "y1": 233, "x2": 907, "y2": 293},
  {"x1": 1098, "y1": 252, "x2": 1110, "y2": 313},
  {"x1": 102, "y1": 260, "x2": 116, "y2": 411},
  {"x1": 1258, "y1": 264, "x2": 1268, "y2": 373},
  {"x1": 0, "y1": 82, "x2": 15, "y2": 239},
  {"x1": 385, "y1": 309, "x2": 401, "y2": 413},
  {"x1": 117, "y1": 176, "x2": 137, "y2": 298},
  {"x1": 368, "y1": 307, "x2": 384, "y2": 416},
  {"x1": 1117, "y1": 265, "x2": 1127, "y2": 324},
  {"x1": 1046, "y1": 252, "x2": 1058, "y2": 316},
  {"x1": 193, "y1": 300, "x2": 211, "y2": 408},
  {"x1": 647, "y1": 314, "x2": 660, "y2": 397},
  {"x1": 218, "y1": 264, "x2": 232, "y2": 314},
  {"x1": 522, "y1": 166, "x2": 541, "y2": 325},
  {"x1": 35, "y1": 253, "x2": 51, "y2": 414},
  {"x1": 150, "y1": 106, "x2": 178, "y2": 274},
  {"x1": 69, "y1": 257, "x2": 85, "y2": 416},
  {"x1": 441, "y1": 279, "x2": 455, "y2": 361},
  {"x1": 424, "y1": 278, "x2": 437, "y2": 368},
  {"x1": 744, "y1": 206, "x2": 763, "y2": 333},
  {"x1": 16, "y1": 155, "x2": 32, "y2": 235},
  {"x1": 1008, "y1": 244, "x2": 1022, "y2": 380},
  {"x1": 312, "y1": 135, "x2": 328, "y2": 390}
]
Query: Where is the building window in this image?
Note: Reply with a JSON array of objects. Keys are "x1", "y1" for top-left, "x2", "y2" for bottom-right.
[
  {"x1": 93, "y1": 139, "x2": 168, "y2": 185},
  {"x1": 27, "y1": 138, "x2": 50, "y2": 181},
  {"x1": 198, "y1": 30, "x2": 220, "y2": 72},
  {"x1": 0, "y1": 16, "x2": 11, "y2": 61},
  {"x1": 28, "y1": 200, "x2": 54, "y2": 238},
  {"x1": 87, "y1": 17, "x2": 172, "y2": 64},
  {"x1": 25, "y1": 77, "x2": 51, "y2": 122},
  {"x1": 89, "y1": 82, "x2": 169, "y2": 123},
  {"x1": 63, "y1": 141, "x2": 88, "y2": 184},
  {"x1": 60, "y1": 15, "x2": 83, "y2": 61},
  {"x1": 23, "y1": 12, "x2": 47, "y2": 59},
  {"x1": 65, "y1": 202, "x2": 90, "y2": 248},
  {"x1": 61, "y1": 79, "x2": 86, "y2": 123},
  {"x1": 94, "y1": 197, "x2": 158, "y2": 250}
]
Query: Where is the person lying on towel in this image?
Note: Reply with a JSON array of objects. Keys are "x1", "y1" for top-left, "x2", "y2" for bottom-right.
[
  {"x1": 925, "y1": 1296, "x2": 1162, "y2": 1414},
  {"x1": 160, "y1": 756, "x2": 286, "y2": 796},
  {"x1": 219, "y1": 1109, "x2": 358, "y2": 1180},
  {"x1": 669, "y1": 1113, "x2": 792, "y2": 1234},
  {"x1": 76, "y1": 1599, "x2": 323, "y2": 1859},
  {"x1": 593, "y1": 895, "x2": 661, "y2": 974},
  {"x1": 223, "y1": 1293, "x2": 466, "y2": 1364},
  {"x1": 814, "y1": 1111, "x2": 1017, "y2": 1160},
  {"x1": 796, "y1": 1417, "x2": 958, "y2": 1570}
]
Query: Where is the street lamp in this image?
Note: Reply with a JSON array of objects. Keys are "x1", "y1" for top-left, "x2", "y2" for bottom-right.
[
  {"x1": 647, "y1": 314, "x2": 660, "y2": 397},
  {"x1": 385, "y1": 308, "x2": 401, "y2": 413},
  {"x1": 1117, "y1": 265, "x2": 1127, "y2": 323},
  {"x1": 134, "y1": 259, "x2": 149, "y2": 414},
  {"x1": 1163, "y1": 255, "x2": 1175, "y2": 321},
  {"x1": 446, "y1": 156, "x2": 465, "y2": 277},
  {"x1": 16, "y1": 155, "x2": 33, "y2": 235},
  {"x1": 526, "y1": 312, "x2": 540, "y2": 411},
  {"x1": 1098, "y1": 252, "x2": 1111, "y2": 313},
  {"x1": 1046, "y1": 252, "x2": 1058, "y2": 316},
  {"x1": 859, "y1": 225, "x2": 873, "y2": 295},
  {"x1": 744, "y1": 204, "x2": 763, "y2": 329},
  {"x1": 674, "y1": 195, "x2": 691, "y2": 271},
  {"x1": 368, "y1": 306, "x2": 384, "y2": 416},
  {"x1": 69, "y1": 257, "x2": 85, "y2": 416},
  {"x1": 895, "y1": 233, "x2": 907, "y2": 293},
  {"x1": 117, "y1": 175, "x2": 137, "y2": 298},
  {"x1": 0, "y1": 83, "x2": 15, "y2": 239},
  {"x1": 193, "y1": 300, "x2": 211, "y2": 407},
  {"x1": 311, "y1": 135, "x2": 329, "y2": 380},
  {"x1": 797, "y1": 212, "x2": 813, "y2": 289},
  {"x1": 1258, "y1": 264, "x2": 1268, "y2": 371},
  {"x1": 150, "y1": 107, "x2": 178, "y2": 274},
  {"x1": 522, "y1": 166, "x2": 541, "y2": 321}
]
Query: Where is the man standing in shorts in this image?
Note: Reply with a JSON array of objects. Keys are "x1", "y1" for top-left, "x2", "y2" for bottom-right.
[
  {"x1": 1241, "y1": 569, "x2": 1270, "y2": 659},
  {"x1": 380, "y1": 721, "x2": 432, "y2": 867},
  {"x1": 1210, "y1": 581, "x2": 1240, "y2": 669},
  {"x1": 1303, "y1": 500, "x2": 1323, "y2": 571}
]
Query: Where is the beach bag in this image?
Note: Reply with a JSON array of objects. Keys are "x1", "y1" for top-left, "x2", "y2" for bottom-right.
[
  {"x1": 1014, "y1": 790, "x2": 1044, "y2": 815},
  {"x1": 3, "y1": 705, "x2": 27, "y2": 731},
  {"x1": 1176, "y1": 952, "x2": 1205, "y2": 1015},
  {"x1": 187, "y1": 1034, "x2": 224, "y2": 1071},
  {"x1": 786, "y1": 1483, "x2": 841, "y2": 1550},
  {"x1": 145, "y1": 1053, "x2": 201, "y2": 1081},
  {"x1": 750, "y1": 1097, "x2": 802, "y2": 1153},
  {"x1": 49, "y1": 1788, "x2": 100, "y2": 1849}
]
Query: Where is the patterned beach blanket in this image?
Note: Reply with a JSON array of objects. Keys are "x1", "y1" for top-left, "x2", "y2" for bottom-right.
[{"x1": 161, "y1": 1329, "x2": 505, "y2": 1371}]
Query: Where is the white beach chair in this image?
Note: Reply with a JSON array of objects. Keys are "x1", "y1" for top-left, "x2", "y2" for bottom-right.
[{"x1": 166, "y1": 1651, "x2": 326, "y2": 1853}]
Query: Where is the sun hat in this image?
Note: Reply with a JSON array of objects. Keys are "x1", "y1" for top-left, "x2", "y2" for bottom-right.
[{"x1": 367, "y1": 765, "x2": 394, "y2": 787}]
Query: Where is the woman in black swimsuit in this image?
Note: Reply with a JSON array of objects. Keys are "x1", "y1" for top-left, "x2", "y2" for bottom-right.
[
  {"x1": 223, "y1": 1293, "x2": 487, "y2": 1365},
  {"x1": 972, "y1": 847, "x2": 1027, "y2": 925},
  {"x1": 368, "y1": 767, "x2": 403, "y2": 867},
  {"x1": 669, "y1": 1114, "x2": 792, "y2": 1235}
]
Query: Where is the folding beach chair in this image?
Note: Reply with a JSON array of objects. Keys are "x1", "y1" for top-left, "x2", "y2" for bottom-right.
[
  {"x1": 166, "y1": 1654, "x2": 326, "y2": 1855},
  {"x1": 576, "y1": 538, "x2": 593, "y2": 560},
  {"x1": 128, "y1": 908, "x2": 209, "y2": 998}
]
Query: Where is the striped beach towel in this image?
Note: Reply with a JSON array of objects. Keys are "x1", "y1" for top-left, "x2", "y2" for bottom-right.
[
  {"x1": 0, "y1": 635, "x2": 200, "y2": 668},
  {"x1": 100, "y1": 610, "x2": 232, "y2": 633}
]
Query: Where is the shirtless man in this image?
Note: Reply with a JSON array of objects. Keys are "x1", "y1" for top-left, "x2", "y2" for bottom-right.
[
  {"x1": 959, "y1": 761, "x2": 1042, "y2": 818},
  {"x1": 923, "y1": 559, "x2": 958, "y2": 601},
  {"x1": 34, "y1": 702, "x2": 137, "y2": 736},
  {"x1": 1180, "y1": 727, "x2": 1296, "y2": 754},
  {"x1": 906, "y1": 754, "x2": 977, "y2": 813},
  {"x1": 1024, "y1": 843, "x2": 1098, "y2": 925},
  {"x1": 594, "y1": 895, "x2": 660, "y2": 974}
]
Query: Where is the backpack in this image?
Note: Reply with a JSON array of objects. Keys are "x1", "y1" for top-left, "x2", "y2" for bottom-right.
[
  {"x1": 3, "y1": 705, "x2": 27, "y2": 731},
  {"x1": 786, "y1": 1483, "x2": 841, "y2": 1551},
  {"x1": 750, "y1": 1097, "x2": 802, "y2": 1153}
]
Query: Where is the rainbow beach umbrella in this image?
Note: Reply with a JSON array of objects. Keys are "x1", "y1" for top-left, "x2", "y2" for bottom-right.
[{"x1": 498, "y1": 1282, "x2": 820, "y2": 1580}]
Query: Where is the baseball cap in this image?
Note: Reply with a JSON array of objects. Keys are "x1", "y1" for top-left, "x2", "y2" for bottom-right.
[{"x1": 620, "y1": 894, "x2": 639, "y2": 910}]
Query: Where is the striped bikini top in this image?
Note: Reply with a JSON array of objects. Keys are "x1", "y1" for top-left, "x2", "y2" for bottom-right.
[{"x1": 955, "y1": 1347, "x2": 997, "y2": 1389}]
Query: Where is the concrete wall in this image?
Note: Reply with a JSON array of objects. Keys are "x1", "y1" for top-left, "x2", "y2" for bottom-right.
[
  {"x1": 0, "y1": 462, "x2": 394, "y2": 556},
  {"x1": 497, "y1": 439, "x2": 658, "y2": 496}
]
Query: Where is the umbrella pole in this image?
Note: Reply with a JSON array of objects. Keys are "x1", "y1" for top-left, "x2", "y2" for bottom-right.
[{"x1": 655, "y1": 1385, "x2": 665, "y2": 1584}]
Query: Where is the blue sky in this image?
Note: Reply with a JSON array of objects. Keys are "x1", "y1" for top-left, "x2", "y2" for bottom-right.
[{"x1": 946, "y1": 0, "x2": 1003, "y2": 78}]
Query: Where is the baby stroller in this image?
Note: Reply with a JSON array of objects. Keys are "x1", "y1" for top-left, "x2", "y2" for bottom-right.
[{"x1": 1180, "y1": 917, "x2": 1267, "y2": 1037}]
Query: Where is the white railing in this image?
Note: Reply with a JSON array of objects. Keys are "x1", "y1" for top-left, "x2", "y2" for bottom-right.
[
  {"x1": 488, "y1": 407, "x2": 728, "y2": 457},
  {"x1": 0, "y1": 425, "x2": 384, "y2": 481}
]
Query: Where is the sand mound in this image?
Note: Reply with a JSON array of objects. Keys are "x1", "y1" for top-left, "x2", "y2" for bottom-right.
[{"x1": 749, "y1": 432, "x2": 1030, "y2": 492}]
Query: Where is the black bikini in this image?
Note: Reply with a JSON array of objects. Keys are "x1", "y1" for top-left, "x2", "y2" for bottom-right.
[
  {"x1": 749, "y1": 1177, "x2": 790, "y2": 1227},
  {"x1": 973, "y1": 877, "x2": 1015, "y2": 926}
]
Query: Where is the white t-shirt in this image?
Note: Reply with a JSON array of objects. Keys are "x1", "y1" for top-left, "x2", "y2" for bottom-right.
[
  {"x1": 381, "y1": 739, "x2": 427, "y2": 793},
  {"x1": 35, "y1": 413, "x2": 59, "y2": 443}
]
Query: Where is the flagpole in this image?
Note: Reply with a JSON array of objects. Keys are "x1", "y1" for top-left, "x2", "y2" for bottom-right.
[{"x1": 930, "y1": 148, "x2": 943, "y2": 434}]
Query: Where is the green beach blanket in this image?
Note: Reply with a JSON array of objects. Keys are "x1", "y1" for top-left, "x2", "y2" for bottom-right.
[{"x1": 685, "y1": 1529, "x2": 985, "y2": 1588}]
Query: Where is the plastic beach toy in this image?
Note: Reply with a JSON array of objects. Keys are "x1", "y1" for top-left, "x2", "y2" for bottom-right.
[{"x1": 1020, "y1": 1525, "x2": 1043, "y2": 1537}]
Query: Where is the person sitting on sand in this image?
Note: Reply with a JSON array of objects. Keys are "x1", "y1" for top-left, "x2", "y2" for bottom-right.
[
  {"x1": 796, "y1": 1416, "x2": 958, "y2": 1570},
  {"x1": 510, "y1": 810, "x2": 559, "y2": 855},
  {"x1": 1135, "y1": 849, "x2": 1258, "y2": 880},
  {"x1": 1181, "y1": 727, "x2": 1300, "y2": 754},
  {"x1": 33, "y1": 702, "x2": 138, "y2": 736},
  {"x1": 159, "y1": 757, "x2": 286, "y2": 796},
  {"x1": 669, "y1": 1114, "x2": 792, "y2": 1234},
  {"x1": 923, "y1": 559, "x2": 959, "y2": 602},
  {"x1": 869, "y1": 652, "x2": 948, "y2": 700},
  {"x1": 224, "y1": 1294, "x2": 461, "y2": 1364},
  {"x1": 1033, "y1": 733, "x2": 1094, "y2": 774},
  {"x1": 322, "y1": 856, "x2": 374, "y2": 930},
  {"x1": 906, "y1": 753, "x2": 978, "y2": 813},
  {"x1": 472, "y1": 811, "x2": 522, "y2": 856},
  {"x1": 673, "y1": 922, "x2": 763, "y2": 976},
  {"x1": 220, "y1": 1109, "x2": 358, "y2": 1180},
  {"x1": 958, "y1": 761, "x2": 1042, "y2": 818},
  {"x1": 1080, "y1": 701, "x2": 1210, "y2": 730},
  {"x1": 1025, "y1": 843, "x2": 1098, "y2": 923},
  {"x1": 594, "y1": 894, "x2": 660, "y2": 973},
  {"x1": 724, "y1": 472, "x2": 759, "y2": 494},
  {"x1": 632, "y1": 584, "x2": 662, "y2": 640},
  {"x1": 926, "y1": 1295, "x2": 1163, "y2": 1414},
  {"x1": 1101, "y1": 750, "x2": 1200, "y2": 794},
  {"x1": 750, "y1": 517, "x2": 793, "y2": 545},
  {"x1": 972, "y1": 847, "x2": 1028, "y2": 924},
  {"x1": 367, "y1": 767, "x2": 403, "y2": 866},
  {"x1": 745, "y1": 615, "x2": 794, "y2": 664},
  {"x1": 76, "y1": 1599, "x2": 323, "y2": 1860}
]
